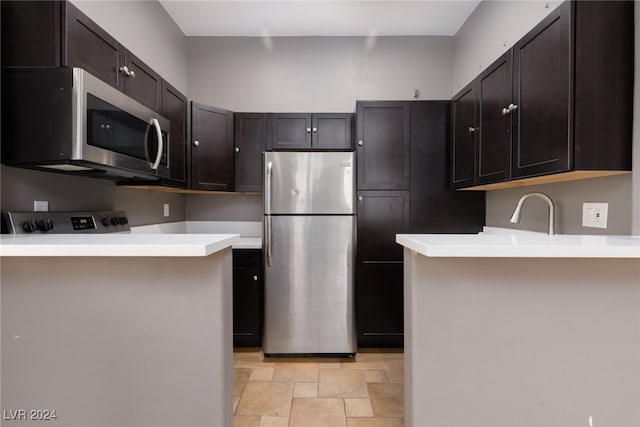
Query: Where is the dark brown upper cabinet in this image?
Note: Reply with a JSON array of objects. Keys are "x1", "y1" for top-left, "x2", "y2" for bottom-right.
[
  {"x1": 511, "y1": 3, "x2": 570, "y2": 179},
  {"x1": 64, "y1": 2, "x2": 125, "y2": 91},
  {"x1": 234, "y1": 113, "x2": 267, "y2": 192},
  {"x1": 512, "y1": 0, "x2": 633, "y2": 180},
  {"x1": 451, "y1": 83, "x2": 476, "y2": 190},
  {"x1": 271, "y1": 113, "x2": 311, "y2": 150},
  {"x1": 2, "y1": 1, "x2": 163, "y2": 112},
  {"x1": 121, "y1": 51, "x2": 162, "y2": 112},
  {"x1": 161, "y1": 81, "x2": 188, "y2": 188},
  {"x1": 311, "y1": 114, "x2": 353, "y2": 150},
  {"x1": 452, "y1": 0, "x2": 633, "y2": 190},
  {"x1": 270, "y1": 113, "x2": 353, "y2": 151},
  {"x1": 476, "y1": 50, "x2": 512, "y2": 186},
  {"x1": 191, "y1": 102, "x2": 234, "y2": 192},
  {"x1": 356, "y1": 101, "x2": 410, "y2": 190}
]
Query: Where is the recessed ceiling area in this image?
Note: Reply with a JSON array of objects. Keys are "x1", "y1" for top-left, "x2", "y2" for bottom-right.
[{"x1": 159, "y1": 1, "x2": 481, "y2": 37}]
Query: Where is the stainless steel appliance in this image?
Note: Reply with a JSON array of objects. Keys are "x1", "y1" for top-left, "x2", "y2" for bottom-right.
[
  {"x1": 263, "y1": 152, "x2": 356, "y2": 357},
  {"x1": 1, "y1": 67, "x2": 169, "y2": 180},
  {"x1": 3, "y1": 211, "x2": 130, "y2": 234}
]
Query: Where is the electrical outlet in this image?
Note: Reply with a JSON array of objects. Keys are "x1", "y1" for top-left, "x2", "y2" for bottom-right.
[
  {"x1": 34, "y1": 200, "x2": 48, "y2": 212},
  {"x1": 163, "y1": 203, "x2": 170, "y2": 217},
  {"x1": 582, "y1": 202, "x2": 608, "y2": 229}
]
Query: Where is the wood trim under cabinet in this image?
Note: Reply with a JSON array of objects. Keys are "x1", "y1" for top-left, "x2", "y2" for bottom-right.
[
  {"x1": 122, "y1": 185, "x2": 260, "y2": 196},
  {"x1": 458, "y1": 170, "x2": 630, "y2": 191}
]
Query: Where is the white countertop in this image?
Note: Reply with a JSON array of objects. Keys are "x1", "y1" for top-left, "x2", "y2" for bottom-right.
[
  {"x1": 231, "y1": 237, "x2": 262, "y2": 250},
  {"x1": 0, "y1": 234, "x2": 240, "y2": 257},
  {"x1": 131, "y1": 221, "x2": 262, "y2": 249},
  {"x1": 396, "y1": 233, "x2": 640, "y2": 258}
]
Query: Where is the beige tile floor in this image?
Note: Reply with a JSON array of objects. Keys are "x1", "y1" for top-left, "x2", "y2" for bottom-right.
[{"x1": 233, "y1": 349, "x2": 404, "y2": 427}]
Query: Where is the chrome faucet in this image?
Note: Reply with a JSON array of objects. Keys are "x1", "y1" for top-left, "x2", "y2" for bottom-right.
[{"x1": 509, "y1": 192, "x2": 555, "y2": 235}]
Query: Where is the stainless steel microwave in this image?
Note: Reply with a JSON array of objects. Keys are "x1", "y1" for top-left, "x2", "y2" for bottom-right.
[{"x1": 1, "y1": 67, "x2": 169, "y2": 181}]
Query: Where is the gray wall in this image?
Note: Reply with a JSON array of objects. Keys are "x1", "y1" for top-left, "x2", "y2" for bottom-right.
[
  {"x1": 485, "y1": 174, "x2": 632, "y2": 235},
  {"x1": 1, "y1": 1, "x2": 189, "y2": 226},
  {"x1": 187, "y1": 36, "x2": 454, "y2": 112},
  {"x1": 453, "y1": 0, "x2": 636, "y2": 235},
  {"x1": 451, "y1": 1, "x2": 562, "y2": 94},
  {"x1": 71, "y1": 0, "x2": 188, "y2": 93},
  {"x1": 185, "y1": 194, "x2": 262, "y2": 222},
  {"x1": 0, "y1": 166, "x2": 184, "y2": 226}
]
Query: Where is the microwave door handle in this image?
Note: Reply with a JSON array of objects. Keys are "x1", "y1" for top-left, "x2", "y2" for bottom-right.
[{"x1": 150, "y1": 118, "x2": 163, "y2": 170}]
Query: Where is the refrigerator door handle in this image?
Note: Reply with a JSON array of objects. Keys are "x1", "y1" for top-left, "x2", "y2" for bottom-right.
[
  {"x1": 266, "y1": 215, "x2": 273, "y2": 267},
  {"x1": 265, "y1": 161, "x2": 273, "y2": 215}
]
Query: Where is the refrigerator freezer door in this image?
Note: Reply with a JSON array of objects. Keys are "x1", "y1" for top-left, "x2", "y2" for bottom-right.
[
  {"x1": 264, "y1": 152, "x2": 355, "y2": 215},
  {"x1": 263, "y1": 215, "x2": 356, "y2": 355}
]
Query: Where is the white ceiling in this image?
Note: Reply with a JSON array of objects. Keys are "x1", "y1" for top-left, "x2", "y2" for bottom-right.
[{"x1": 159, "y1": 1, "x2": 481, "y2": 37}]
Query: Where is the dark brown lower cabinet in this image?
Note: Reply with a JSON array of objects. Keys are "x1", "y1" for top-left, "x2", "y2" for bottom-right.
[
  {"x1": 356, "y1": 262, "x2": 404, "y2": 348},
  {"x1": 356, "y1": 191, "x2": 409, "y2": 348},
  {"x1": 233, "y1": 249, "x2": 263, "y2": 348},
  {"x1": 356, "y1": 101, "x2": 485, "y2": 348}
]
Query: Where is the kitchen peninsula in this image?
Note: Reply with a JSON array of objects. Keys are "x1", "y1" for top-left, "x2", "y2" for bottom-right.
[
  {"x1": 0, "y1": 233, "x2": 239, "y2": 427},
  {"x1": 397, "y1": 233, "x2": 640, "y2": 427}
]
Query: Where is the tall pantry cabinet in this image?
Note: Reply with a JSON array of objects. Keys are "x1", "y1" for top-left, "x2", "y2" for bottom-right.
[{"x1": 355, "y1": 101, "x2": 485, "y2": 348}]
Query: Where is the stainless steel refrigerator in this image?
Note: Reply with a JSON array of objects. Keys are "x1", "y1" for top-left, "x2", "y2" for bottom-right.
[{"x1": 263, "y1": 151, "x2": 356, "y2": 356}]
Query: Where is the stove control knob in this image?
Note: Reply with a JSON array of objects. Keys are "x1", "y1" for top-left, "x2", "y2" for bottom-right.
[
  {"x1": 110, "y1": 217, "x2": 119, "y2": 226},
  {"x1": 38, "y1": 219, "x2": 54, "y2": 232},
  {"x1": 118, "y1": 216, "x2": 127, "y2": 225},
  {"x1": 22, "y1": 220, "x2": 37, "y2": 233},
  {"x1": 102, "y1": 218, "x2": 110, "y2": 227}
]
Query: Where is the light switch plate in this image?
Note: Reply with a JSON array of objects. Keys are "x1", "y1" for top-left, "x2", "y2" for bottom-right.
[
  {"x1": 582, "y1": 202, "x2": 608, "y2": 229},
  {"x1": 34, "y1": 200, "x2": 49, "y2": 212}
]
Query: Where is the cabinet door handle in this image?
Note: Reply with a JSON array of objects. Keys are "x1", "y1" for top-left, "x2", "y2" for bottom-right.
[
  {"x1": 235, "y1": 147, "x2": 240, "y2": 153},
  {"x1": 306, "y1": 127, "x2": 312, "y2": 133},
  {"x1": 502, "y1": 103, "x2": 518, "y2": 115},
  {"x1": 193, "y1": 140, "x2": 200, "y2": 147},
  {"x1": 119, "y1": 65, "x2": 135, "y2": 78},
  {"x1": 312, "y1": 127, "x2": 318, "y2": 133},
  {"x1": 358, "y1": 196, "x2": 363, "y2": 201},
  {"x1": 252, "y1": 275, "x2": 258, "y2": 281},
  {"x1": 468, "y1": 126, "x2": 476, "y2": 133},
  {"x1": 358, "y1": 140, "x2": 364, "y2": 146}
]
